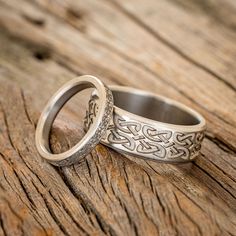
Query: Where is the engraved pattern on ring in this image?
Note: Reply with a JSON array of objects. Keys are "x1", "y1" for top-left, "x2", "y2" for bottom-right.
[{"x1": 84, "y1": 96, "x2": 204, "y2": 161}]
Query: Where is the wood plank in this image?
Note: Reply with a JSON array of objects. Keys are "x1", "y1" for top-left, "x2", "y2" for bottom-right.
[{"x1": 0, "y1": 0, "x2": 236, "y2": 235}]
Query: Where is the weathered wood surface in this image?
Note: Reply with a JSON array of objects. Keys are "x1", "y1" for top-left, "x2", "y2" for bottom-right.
[{"x1": 0, "y1": 0, "x2": 236, "y2": 235}]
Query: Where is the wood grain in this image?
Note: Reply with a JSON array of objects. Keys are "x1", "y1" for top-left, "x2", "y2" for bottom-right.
[{"x1": 0, "y1": 0, "x2": 235, "y2": 235}]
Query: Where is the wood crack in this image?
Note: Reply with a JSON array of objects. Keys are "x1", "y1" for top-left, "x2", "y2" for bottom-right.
[
  {"x1": 146, "y1": 161, "x2": 208, "y2": 214},
  {"x1": 49, "y1": 191, "x2": 90, "y2": 236},
  {"x1": 205, "y1": 135, "x2": 236, "y2": 154},
  {"x1": 0, "y1": 155, "x2": 34, "y2": 210},
  {"x1": 154, "y1": 190, "x2": 165, "y2": 215},
  {"x1": 3, "y1": 198, "x2": 24, "y2": 236},
  {"x1": 0, "y1": 212, "x2": 7, "y2": 236},
  {"x1": 167, "y1": 0, "x2": 236, "y2": 33},
  {"x1": 60, "y1": 168, "x2": 116, "y2": 235},
  {"x1": 0, "y1": 103, "x2": 15, "y2": 150},
  {"x1": 13, "y1": 169, "x2": 37, "y2": 209},
  {"x1": 117, "y1": 197, "x2": 139, "y2": 236},
  {"x1": 173, "y1": 192, "x2": 203, "y2": 236},
  {"x1": 194, "y1": 162, "x2": 236, "y2": 200},
  {"x1": 20, "y1": 88, "x2": 35, "y2": 127},
  {"x1": 30, "y1": 181, "x2": 67, "y2": 236},
  {"x1": 205, "y1": 154, "x2": 236, "y2": 184},
  {"x1": 138, "y1": 192, "x2": 159, "y2": 230}
]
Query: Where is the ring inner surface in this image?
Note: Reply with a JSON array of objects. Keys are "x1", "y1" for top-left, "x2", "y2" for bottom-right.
[
  {"x1": 42, "y1": 83, "x2": 98, "y2": 153},
  {"x1": 112, "y1": 91, "x2": 199, "y2": 125}
]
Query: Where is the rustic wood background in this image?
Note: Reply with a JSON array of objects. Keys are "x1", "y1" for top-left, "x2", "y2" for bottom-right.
[{"x1": 0, "y1": 0, "x2": 236, "y2": 235}]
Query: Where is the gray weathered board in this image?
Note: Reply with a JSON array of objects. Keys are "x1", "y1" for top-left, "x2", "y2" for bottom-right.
[{"x1": 0, "y1": 0, "x2": 236, "y2": 235}]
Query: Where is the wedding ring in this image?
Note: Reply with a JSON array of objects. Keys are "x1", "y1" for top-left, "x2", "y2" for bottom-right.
[
  {"x1": 84, "y1": 86, "x2": 206, "y2": 163},
  {"x1": 35, "y1": 75, "x2": 113, "y2": 166}
]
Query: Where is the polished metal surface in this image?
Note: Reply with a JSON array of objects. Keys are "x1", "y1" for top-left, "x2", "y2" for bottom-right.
[
  {"x1": 35, "y1": 75, "x2": 113, "y2": 166},
  {"x1": 85, "y1": 86, "x2": 206, "y2": 163}
]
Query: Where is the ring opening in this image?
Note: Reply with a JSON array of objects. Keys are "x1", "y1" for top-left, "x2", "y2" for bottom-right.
[
  {"x1": 42, "y1": 84, "x2": 96, "y2": 152},
  {"x1": 112, "y1": 90, "x2": 200, "y2": 125}
]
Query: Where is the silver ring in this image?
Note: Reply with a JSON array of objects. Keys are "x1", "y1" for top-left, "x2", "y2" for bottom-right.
[
  {"x1": 85, "y1": 86, "x2": 206, "y2": 163},
  {"x1": 35, "y1": 75, "x2": 113, "y2": 166}
]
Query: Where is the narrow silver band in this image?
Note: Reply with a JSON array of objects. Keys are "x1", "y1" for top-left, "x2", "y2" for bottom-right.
[
  {"x1": 85, "y1": 86, "x2": 206, "y2": 163},
  {"x1": 35, "y1": 75, "x2": 113, "y2": 166}
]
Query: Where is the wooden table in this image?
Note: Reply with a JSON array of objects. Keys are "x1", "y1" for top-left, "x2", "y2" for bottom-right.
[{"x1": 0, "y1": 0, "x2": 236, "y2": 235}]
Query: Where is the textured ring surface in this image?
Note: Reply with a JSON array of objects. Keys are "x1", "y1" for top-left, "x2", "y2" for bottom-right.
[
  {"x1": 84, "y1": 86, "x2": 206, "y2": 163},
  {"x1": 35, "y1": 75, "x2": 113, "y2": 166}
]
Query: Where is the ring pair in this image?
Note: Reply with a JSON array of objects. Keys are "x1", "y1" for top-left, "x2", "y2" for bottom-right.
[{"x1": 35, "y1": 75, "x2": 206, "y2": 166}]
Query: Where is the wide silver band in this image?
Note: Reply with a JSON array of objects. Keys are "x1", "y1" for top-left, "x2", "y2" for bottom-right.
[
  {"x1": 85, "y1": 86, "x2": 206, "y2": 163},
  {"x1": 35, "y1": 75, "x2": 113, "y2": 166}
]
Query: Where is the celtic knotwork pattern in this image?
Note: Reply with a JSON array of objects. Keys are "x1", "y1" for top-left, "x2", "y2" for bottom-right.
[
  {"x1": 84, "y1": 95, "x2": 99, "y2": 131},
  {"x1": 108, "y1": 129, "x2": 136, "y2": 151},
  {"x1": 84, "y1": 96, "x2": 204, "y2": 161},
  {"x1": 106, "y1": 116, "x2": 204, "y2": 160}
]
